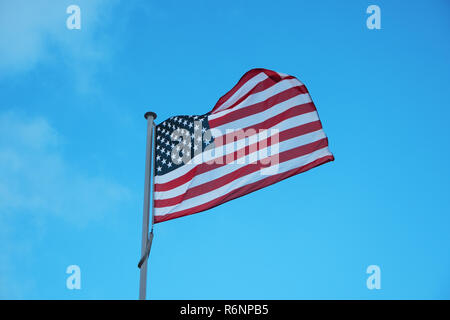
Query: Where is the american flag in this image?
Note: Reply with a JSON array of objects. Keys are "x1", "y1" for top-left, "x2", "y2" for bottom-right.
[{"x1": 153, "y1": 68, "x2": 334, "y2": 223}]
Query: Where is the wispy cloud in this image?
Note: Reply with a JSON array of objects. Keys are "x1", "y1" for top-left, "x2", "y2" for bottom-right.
[
  {"x1": 0, "y1": 0, "x2": 118, "y2": 91},
  {"x1": 0, "y1": 111, "x2": 130, "y2": 223},
  {"x1": 0, "y1": 1, "x2": 132, "y2": 298},
  {"x1": 0, "y1": 111, "x2": 132, "y2": 298}
]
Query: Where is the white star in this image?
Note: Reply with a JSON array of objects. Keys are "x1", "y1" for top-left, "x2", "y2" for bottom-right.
[
  {"x1": 167, "y1": 162, "x2": 172, "y2": 168},
  {"x1": 156, "y1": 155, "x2": 161, "y2": 160},
  {"x1": 157, "y1": 166, "x2": 162, "y2": 172}
]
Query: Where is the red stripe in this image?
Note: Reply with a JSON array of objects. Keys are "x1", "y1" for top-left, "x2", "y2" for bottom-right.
[
  {"x1": 154, "y1": 137, "x2": 329, "y2": 208},
  {"x1": 196, "y1": 121, "x2": 323, "y2": 175},
  {"x1": 154, "y1": 165, "x2": 197, "y2": 192},
  {"x1": 209, "y1": 84, "x2": 308, "y2": 128},
  {"x1": 212, "y1": 102, "x2": 317, "y2": 148},
  {"x1": 154, "y1": 120, "x2": 322, "y2": 192},
  {"x1": 211, "y1": 69, "x2": 286, "y2": 114},
  {"x1": 154, "y1": 154, "x2": 334, "y2": 223},
  {"x1": 219, "y1": 75, "x2": 297, "y2": 114}
]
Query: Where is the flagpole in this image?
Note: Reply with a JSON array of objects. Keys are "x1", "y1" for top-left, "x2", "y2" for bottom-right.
[{"x1": 138, "y1": 111, "x2": 157, "y2": 300}]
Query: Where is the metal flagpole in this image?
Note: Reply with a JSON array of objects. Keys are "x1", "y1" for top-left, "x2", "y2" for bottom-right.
[{"x1": 138, "y1": 111, "x2": 157, "y2": 300}]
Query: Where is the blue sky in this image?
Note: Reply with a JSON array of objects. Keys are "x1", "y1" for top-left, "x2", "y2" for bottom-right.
[{"x1": 0, "y1": 0, "x2": 449, "y2": 299}]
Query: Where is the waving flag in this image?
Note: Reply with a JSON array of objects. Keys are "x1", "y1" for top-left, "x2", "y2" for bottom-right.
[{"x1": 153, "y1": 68, "x2": 334, "y2": 223}]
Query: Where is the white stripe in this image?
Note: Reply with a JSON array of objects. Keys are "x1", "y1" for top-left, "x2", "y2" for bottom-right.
[
  {"x1": 155, "y1": 129, "x2": 327, "y2": 200},
  {"x1": 154, "y1": 110, "x2": 319, "y2": 184},
  {"x1": 213, "y1": 72, "x2": 268, "y2": 113},
  {"x1": 212, "y1": 92, "x2": 312, "y2": 132},
  {"x1": 155, "y1": 147, "x2": 332, "y2": 216},
  {"x1": 209, "y1": 78, "x2": 305, "y2": 121}
]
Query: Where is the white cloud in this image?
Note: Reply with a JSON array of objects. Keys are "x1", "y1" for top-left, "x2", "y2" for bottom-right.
[
  {"x1": 0, "y1": 0, "x2": 118, "y2": 90},
  {"x1": 0, "y1": 111, "x2": 131, "y2": 224},
  {"x1": 0, "y1": 111, "x2": 132, "y2": 298},
  {"x1": 0, "y1": 1, "x2": 128, "y2": 297}
]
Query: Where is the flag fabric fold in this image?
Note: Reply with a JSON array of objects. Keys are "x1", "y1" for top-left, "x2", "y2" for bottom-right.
[{"x1": 153, "y1": 68, "x2": 334, "y2": 223}]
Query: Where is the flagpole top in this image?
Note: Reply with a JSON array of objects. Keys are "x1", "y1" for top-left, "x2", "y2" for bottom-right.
[{"x1": 144, "y1": 111, "x2": 157, "y2": 120}]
